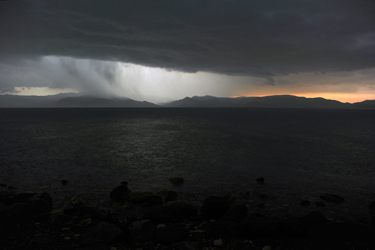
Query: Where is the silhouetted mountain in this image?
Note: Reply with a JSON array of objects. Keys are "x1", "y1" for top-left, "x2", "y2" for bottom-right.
[
  {"x1": 0, "y1": 93, "x2": 80, "y2": 107},
  {"x1": 352, "y1": 100, "x2": 375, "y2": 109},
  {"x1": 0, "y1": 94, "x2": 157, "y2": 107},
  {"x1": 50, "y1": 96, "x2": 157, "y2": 107},
  {"x1": 163, "y1": 95, "x2": 368, "y2": 109}
]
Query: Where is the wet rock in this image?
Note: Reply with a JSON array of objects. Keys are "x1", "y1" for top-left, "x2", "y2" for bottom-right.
[
  {"x1": 130, "y1": 192, "x2": 162, "y2": 205},
  {"x1": 110, "y1": 185, "x2": 130, "y2": 201},
  {"x1": 32, "y1": 198, "x2": 51, "y2": 213},
  {"x1": 204, "y1": 220, "x2": 241, "y2": 238},
  {"x1": 28, "y1": 237, "x2": 57, "y2": 250},
  {"x1": 315, "y1": 201, "x2": 325, "y2": 207},
  {"x1": 144, "y1": 206, "x2": 179, "y2": 224},
  {"x1": 222, "y1": 204, "x2": 248, "y2": 222},
  {"x1": 256, "y1": 203, "x2": 266, "y2": 209},
  {"x1": 164, "y1": 200, "x2": 198, "y2": 219},
  {"x1": 154, "y1": 224, "x2": 188, "y2": 244},
  {"x1": 39, "y1": 192, "x2": 53, "y2": 208},
  {"x1": 201, "y1": 196, "x2": 229, "y2": 220},
  {"x1": 174, "y1": 241, "x2": 201, "y2": 250},
  {"x1": 300, "y1": 200, "x2": 310, "y2": 206},
  {"x1": 4, "y1": 193, "x2": 36, "y2": 205},
  {"x1": 169, "y1": 177, "x2": 184, "y2": 186},
  {"x1": 259, "y1": 194, "x2": 269, "y2": 199},
  {"x1": 165, "y1": 190, "x2": 179, "y2": 203},
  {"x1": 131, "y1": 219, "x2": 155, "y2": 243},
  {"x1": 241, "y1": 216, "x2": 281, "y2": 239},
  {"x1": 256, "y1": 177, "x2": 265, "y2": 183},
  {"x1": 0, "y1": 202, "x2": 37, "y2": 224},
  {"x1": 52, "y1": 213, "x2": 71, "y2": 226},
  {"x1": 320, "y1": 194, "x2": 344, "y2": 204},
  {"x1": 81, "y1": 221, "x2": 124, "y2": 244},
  {"x1": 369, "y1": 201, "x2": 375, "y2": 211}
]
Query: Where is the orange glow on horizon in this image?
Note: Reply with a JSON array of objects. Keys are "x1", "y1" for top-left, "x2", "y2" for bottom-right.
[{"x1": 231, "y1": 93, "x2": 375, "y2": 104}]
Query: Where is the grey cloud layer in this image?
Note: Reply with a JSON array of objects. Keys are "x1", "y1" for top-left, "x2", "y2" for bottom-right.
[{"x1": 1, "y1": 0, "x2": 375, "y2": 83}]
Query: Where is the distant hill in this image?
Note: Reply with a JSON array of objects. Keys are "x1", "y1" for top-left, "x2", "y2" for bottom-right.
[
  {"x1": 50, "y1": 96, "x2": 157, "y2": 107},
  {"x1": 163, "y1": 95, "x2": 373, "y2": 109},
  {"x1": 0, "y1": 94, "x2": 157, "y2": 108},
  {"x1": 1, "y1": 94, "x2": 374, "y2": 109}
]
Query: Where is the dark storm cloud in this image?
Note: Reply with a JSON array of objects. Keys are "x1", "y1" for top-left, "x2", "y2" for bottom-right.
[{"x1": 1, "y1": 0, "x2": 375, "y2": 83}]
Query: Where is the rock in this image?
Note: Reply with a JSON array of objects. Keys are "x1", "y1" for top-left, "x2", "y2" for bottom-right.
[
  {"x1": 131, "y1": 219, "x2": 155, "y2": 243},
  {"x1": 174, "y1": 242, "x2": 201, "y2": 250},
  {"x1": 110, "y1": 185, "x2": 130, "y2": 201},
  {"x1": 39, "y1": 193, "x2": 53, "y2": 208},
  {"x1": 129, "y1": 192, "x2": 162, "y2": 205},
  {"x1": 164, "y1": 200, "x2": 198, "y2": 219},
  {"x1": 201, "y1": 196, "x2": 229, "y2": 220},
  {"x1": 300, "y1": 200, "x2": 310, "y2": 206},
  {"x1": 0, "y1": 183, "x2": 6, "y2": 187},
  {"x1": 315, "y1": 201, "x2": 325, "y2": 207},
  {"x1": 60, "y1": 180, "x2": 68, "y2": 185},
  {"x1": 222, "y1": 204, "x2": 248, "y2": 222},
  {"x1": 154, "y1": 224, "x2": 188, "y2": 244},
  {"x1": 213, "y1": 239, "x2": 223, "y2": 246},
  {"x1": 52, "y1": 213, "x2": 71, "y2": 226},
  {"x1": 165, "y1": 190, "x2": 179, "y2": 203},
  {"x1": 144, "y1": 206, "x2": 179, "y2": 224},
  {"x1": 259, "y1": 194, "x2": 269, "y2": 199},
  {"x1": 256, "y1": 177, "x2": 265, "y2": 183},
  {"x1": 0, "y1": 202, "x2": 37, "y2": 224},
  {"x1": 81, "y1": 221, "x2": 124, "y2": 244},
  {"x1": 256, "y1": 203, "x2": 265, "y2": 209},
  {"x1": 204, "y1": 220, "x2": 241, "y2": 238},
  {"x1": 369, "y1": 201, "x2": 375, "y2": 211},
  {"x1": 32, "y1": 198, "x2": 51, "y2": 213},
  {"x1": 169, "y1": 177, "x2": 184, "y2": 186},
  {"x1": 189, "y1": 230, "x2": 206, "y2": 241},
  {"x1": 4, "y1": 193, "x2": 36, "y2": 205},
  {"x1": 320, "y1": 194, "x2": 344, "y2": 204},
  {"x1": 262, "y1": 246, "x2": 273, "y2": 250}
]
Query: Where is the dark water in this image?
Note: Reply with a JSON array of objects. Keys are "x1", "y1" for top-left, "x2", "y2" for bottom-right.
[{"x1": 1, "y1": 108, "x2": 375, "y2": 221}]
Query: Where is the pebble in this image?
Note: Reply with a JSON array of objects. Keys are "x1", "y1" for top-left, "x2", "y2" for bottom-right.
[
  {"x1": 262, "y1": 246, "x2": 272, "y2": 250},
  {"x1": 82, "y1": 218, "x2": 92, "y2": 225},
  {"x1": 64, "y1": 237, "x2": 71, "y2": 241},
  {"x1": 62, "y1": 228, "x2": 71, "y2": 232}
]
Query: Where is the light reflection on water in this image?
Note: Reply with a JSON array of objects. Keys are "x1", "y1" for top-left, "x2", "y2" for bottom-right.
[{"x1": 0, "y1": 108, "x2": 375, "y2": 220}]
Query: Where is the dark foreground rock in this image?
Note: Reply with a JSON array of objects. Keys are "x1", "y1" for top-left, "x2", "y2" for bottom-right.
[{"x1": 1, "y1": 187, "x2": 375, "y2": 250}]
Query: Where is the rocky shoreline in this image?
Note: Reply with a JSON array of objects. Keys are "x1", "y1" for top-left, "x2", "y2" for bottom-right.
[{"x1": 1, "y1": 180, "x2": 375, "y2": 250}]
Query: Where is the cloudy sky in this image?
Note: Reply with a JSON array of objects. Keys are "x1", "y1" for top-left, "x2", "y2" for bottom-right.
[{"x1": 1, "y1": 0, "x2": 375, "y2": 103}]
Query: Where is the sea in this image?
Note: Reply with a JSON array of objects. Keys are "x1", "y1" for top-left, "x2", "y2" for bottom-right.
[{"x1": 1, "y1": 108, "x2": 375, "y2": 221}]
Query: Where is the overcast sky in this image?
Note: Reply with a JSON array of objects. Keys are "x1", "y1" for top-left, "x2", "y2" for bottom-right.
[{"x1": 1, "y1": 0, "x2": 375, "y2": 103}]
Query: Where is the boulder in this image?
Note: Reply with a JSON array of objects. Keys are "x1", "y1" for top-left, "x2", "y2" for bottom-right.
[
  {"x1": 144, "y1": 206, "x2": 179, "y2": 224},
  {"x1": 0, "y1": 202, "x2": 37, "y2": 224},
  {"x1": 300, "y1": 200, "x2": 310, "y2": 206},
  {"x1": 81, "y1": 221, "x2": 124, "y2": 244},
  {"x1": 131, "y1": 219, "x2": 155, "y2": 243},
  {"x1": 256, "y1": 177, "x2": 265, "y2": 183},
  {"x1": 320, "y1": 194, "x2": 344, "y2": 204},
  {"x1": 369, "y1": 201, "x2": 375, "y2": 211},
  {"x1": 110, "y1": 185, "x2": 130, "y2": 201},
  {"x1": 315, "y1": 202, "x2": 325, "y2": 207},
  {"x1": 164, "y1": 200, "x2": 198, "y2": 219},
  {"x1": 154, "y1": 224, "x2": 188, "y2": 244},
  {"x1": 165, "y1": 190, "x2": 179, "y2": 203},
  {"x1": 222, "y1": 204, "x2": 248, "y2": 222},
  {"x1": 201, "y1": 196, "x2": 229, "y2": 220},
  {"x1": 32, "y1": 198, "x2": 51, "y2": 213},
  {"x1": 129, "y1": 192, "x2": 162, "y2": 205},
  {"x1": 169, "y1": 177, "x2": 184, "y2": 186}
]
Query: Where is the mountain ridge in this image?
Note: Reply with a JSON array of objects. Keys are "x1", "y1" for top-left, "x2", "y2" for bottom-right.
[{"x1": 0, "y1": 94, "x2": 374, "y2": 109}]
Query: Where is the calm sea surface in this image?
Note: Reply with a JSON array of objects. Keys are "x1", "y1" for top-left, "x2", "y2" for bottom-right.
[{"x1": 1, "y1": 108, "x2": 375, "y2": 220}]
